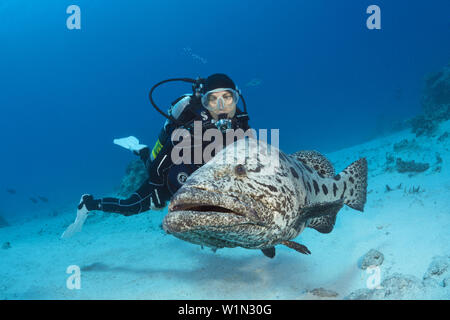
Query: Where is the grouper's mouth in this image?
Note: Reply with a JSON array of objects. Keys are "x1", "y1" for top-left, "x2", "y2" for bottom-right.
[
  {"x1": 164, "y1": 187, "x2": 266, "y2": 235},
  {"x1": 169, "y1": 203, "x2": 245, "y2": 217}
]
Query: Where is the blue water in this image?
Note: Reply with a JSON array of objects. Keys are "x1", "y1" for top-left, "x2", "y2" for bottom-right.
[{"x1": 0, "y1": 0, "x2": 449, "y2": 221}]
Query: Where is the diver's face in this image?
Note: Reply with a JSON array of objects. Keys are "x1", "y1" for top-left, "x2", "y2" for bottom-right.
[{"x1": 207, "y1": 90, "x2": 236, "y2": 119}]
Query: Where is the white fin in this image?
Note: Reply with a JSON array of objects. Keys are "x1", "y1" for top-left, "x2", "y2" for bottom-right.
[
  {"x1": 61, "y1": 201, "x2": 89, "y2": 239},
  {"x1": 113, "y1": 136, "x2": 147, "y2": 153}
]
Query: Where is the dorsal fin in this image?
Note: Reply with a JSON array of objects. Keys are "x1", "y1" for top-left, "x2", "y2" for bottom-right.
[{"x1": 291, "y1": 150, "x2": 335, "y2": 178}]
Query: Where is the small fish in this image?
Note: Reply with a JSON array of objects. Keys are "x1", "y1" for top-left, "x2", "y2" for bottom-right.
[
  {"x1": 245, "y1": 78, "x2": 262, "y2": 87},
  {"x1": 38, "y1": 196, "x2": 49, "y2": 203},
  {"x1": 164, "y1": 138, "x2": 368, "y2": 259},
  {"x1": 29, "y1": 197, "x2": 38, "y2": 204},
  {"x1": 6, "y1": 189, "x2": 16, "y2": 194}
]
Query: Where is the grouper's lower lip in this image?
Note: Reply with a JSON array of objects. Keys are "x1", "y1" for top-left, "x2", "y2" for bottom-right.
[{"x1": 162, "y1": 210, "x2": 249, "y2": 235}]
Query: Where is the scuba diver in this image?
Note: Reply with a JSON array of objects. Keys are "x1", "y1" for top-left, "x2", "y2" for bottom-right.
[{"x1": 68, "y1": 73, "x2": 250, "y2": 227}]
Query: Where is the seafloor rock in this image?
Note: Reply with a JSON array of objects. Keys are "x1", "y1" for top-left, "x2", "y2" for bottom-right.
[
  {"x1": 410, "y1": 115, "x2": 439, "y2": 137},
  {"x1": 347, "y1": 255, "x2": 450, "y2": 299},
  {"x1": 410, "y1": 63, "x2": 450, "y2": 137},
  {"x1": 359, "y1": 249, "x2": 384, "y2": 270},
  {"x1": 393, "y1": 139, "x2": 417, "y2": 152},
  {"x1": 421, "y1": 64, "x2": 450, "y2": 121},
  {"x1": 0, "y1": 215, "x2": 9, "y2": 228},
  {"x1": 395, "y1": 158, "x2": 429, "y2": 173},
  {"x1": 384, "y1": 152, "x2": 395, "y2": 172},
  {"x1": 345, "y1": 273, "x2": 425, "y2": 300},
  {"x1": 423, "y1": 255, "x2": 450, "y2": 287},
  {"x1": 437, "y1": 131, "x2": 449, "y2": 142},
  {"x1": 309, "y1": 288, "x2": 339, "y2": 298},
  {"x1": 117, "y1": 160, "x2": 149, "y2": 198},
  {"x1": 444, "y1": 278, "x2": 450, "y2": 287}
]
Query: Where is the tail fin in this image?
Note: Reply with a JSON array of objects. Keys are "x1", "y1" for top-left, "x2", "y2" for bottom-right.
[{"x1": 337, "y1": 158, "x2": 368, "y2": 212}]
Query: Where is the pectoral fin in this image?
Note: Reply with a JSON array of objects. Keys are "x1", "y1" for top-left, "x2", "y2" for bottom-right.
[
  {"x1": 261, "y1": 247, "x2": 276, "y2": 259},
  {"x1": 306, "y1": 199, "x2": 344, "y2": 234},
  {"x1": 293, "y1": 199, "x2": 344, "y2": 232}
]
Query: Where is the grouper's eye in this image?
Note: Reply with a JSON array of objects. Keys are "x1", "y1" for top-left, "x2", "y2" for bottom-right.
[{"x1": 234, "y1": 164, "x2": 247, "y2": 176}]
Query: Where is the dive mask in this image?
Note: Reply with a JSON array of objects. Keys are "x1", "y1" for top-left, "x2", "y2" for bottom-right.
[{"x1": 201, "y1": 88, "x2": 240, "y2": 113}]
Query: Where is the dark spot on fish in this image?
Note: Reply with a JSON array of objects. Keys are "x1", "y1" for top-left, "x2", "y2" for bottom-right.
[
  {"x1": 350, "y1": 188, "x2": 354, "y2": 196},
  {"x1": 313, "y1": 180, "x2": 320, "y2": 195},
  {"x1": 340, "y1": 181, "x2": 347, "y2": 199},
  {"x1": 276, "y1": 178, "x2": 282, "y2": 183},
  {"x1": 314, "y1": 165, "x2": 320, "y2": 171},
  {"x1": 333, "y1": 183, "x2": 338, "y2": 197},
  {"x1": 334, "y1": 174, "x2": 341, "y2": 181},
  {"x1": 234, "y1": 164, "x2": 247, "y2": 176},
  {"x1": 290, "y1": 167, "x2": 299, "y2": 178},
  {"x1": 305, "y1": 165, "x2": 313, "y2": 174},
  {"x1": 349, "y1": 177, "x2": 354, "y2": 184},
  {"x1": 307, "y1": 182, "x2": 312, "y2": 192},
  {"x1": 304, "y1": 195, "x2": 308, "y2": 204},
  {"x1": 278, "y1": 171, "x2": 288, "y2": 177},
  {"x1": 322, "y1": 184, "x2": 328, "y2": 195},
  {"x1": 254, "y1": 181, "x2": 278, "y2": 193}
]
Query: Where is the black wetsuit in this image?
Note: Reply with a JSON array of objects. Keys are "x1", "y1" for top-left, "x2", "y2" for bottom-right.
[{"x1": 87, "y1": 95, "x2": 250, "y2": 215}]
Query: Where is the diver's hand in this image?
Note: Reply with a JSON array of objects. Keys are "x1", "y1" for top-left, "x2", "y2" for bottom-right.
[
  {"x1": 150, "y1": 187, "x2": 168, "y2": 212},
  {"x1": 150, "y1": 202, "x2": 165, "y2": 212},
  {"x1": 150, "y1": 197, "x2": 166, "y2": 212}
]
